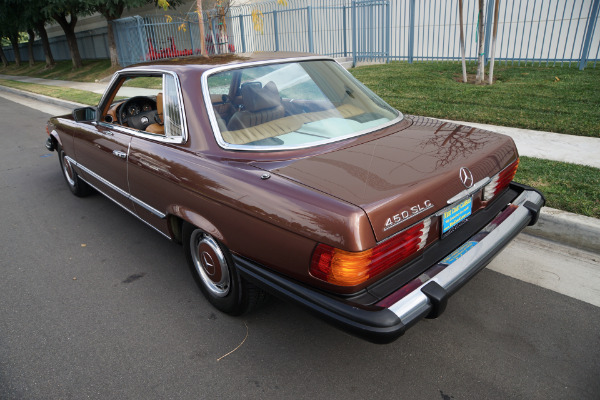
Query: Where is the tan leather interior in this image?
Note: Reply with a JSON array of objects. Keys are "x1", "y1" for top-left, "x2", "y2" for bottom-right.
[
  {"x1": 221, "y1": 104, "x2": 364, "y2": 145},
  {"x1": 146, "y1": 93, "x2": 164, "y2": 135},
  {"x1": 226, "y1": 82, "x2": 285, "y2": 131}
]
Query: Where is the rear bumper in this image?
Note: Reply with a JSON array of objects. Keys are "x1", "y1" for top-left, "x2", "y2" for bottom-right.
[{"x1": 235, "y1": 183, "x2": 545, "y2": 344}]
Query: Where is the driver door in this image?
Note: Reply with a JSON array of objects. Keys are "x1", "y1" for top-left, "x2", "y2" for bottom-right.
[{"x1": 71, "y1": 122, "x2": 133, "y2": 211}]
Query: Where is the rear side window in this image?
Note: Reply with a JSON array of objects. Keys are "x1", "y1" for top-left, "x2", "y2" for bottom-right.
[{"x1": 163, "y1": 74, "x2": 183, "y2": 138}]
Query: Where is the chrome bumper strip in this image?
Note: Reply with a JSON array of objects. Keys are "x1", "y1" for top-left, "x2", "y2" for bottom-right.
[{"x1": 388, "y1": 189, "x2": 544, "y2": 326}]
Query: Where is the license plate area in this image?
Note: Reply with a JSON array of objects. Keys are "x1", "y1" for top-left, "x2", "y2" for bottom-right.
[{"x1": 441, "y1": 197, "x2": 472, "y2": 237}]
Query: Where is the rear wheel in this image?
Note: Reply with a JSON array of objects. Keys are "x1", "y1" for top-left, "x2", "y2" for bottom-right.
[
  {"x1": 58, "y1": 147, "x2": 92, "y2": 197},
  {"x1": 183, "y1": 223, "x2": 268, "y2": 315}
]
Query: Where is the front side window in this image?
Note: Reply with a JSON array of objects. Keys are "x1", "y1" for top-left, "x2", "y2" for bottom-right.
[
  {"x1": 205, "y1": 60, "x2": 399, "y2": 150},
  {"x1": 101, "y1": 72, "x2": 185, "y2": 142}
]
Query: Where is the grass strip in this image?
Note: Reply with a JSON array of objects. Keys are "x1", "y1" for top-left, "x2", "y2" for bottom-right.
[
  {"x1": 0, "y1": 79, "x2": 102, "y2": 106},
  {"x1": 515, "y1": 157, "x2": 600, "y2": 218},
  {"x1": 351, "y1": 62, "x2": 600, "y2": 137},
  {"x1": 0, "y1": 60, "x2": 115, "y2": 82}
]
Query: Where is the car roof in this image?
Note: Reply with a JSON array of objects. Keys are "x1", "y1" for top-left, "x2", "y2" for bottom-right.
[{"x1": 125, "y1": 52, "x2": 325, "y2": 74}]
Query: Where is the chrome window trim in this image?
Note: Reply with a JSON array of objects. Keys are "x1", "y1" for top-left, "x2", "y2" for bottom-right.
[
  {"x1": 201, "y1": 57, "x2": 403, "y2": 152},
  {"x1": 67, "y1": 155, "x2": 167, "y2": 219},
  {"x1": 98, "y1": 69, "x2": 188, "y2": 145}
]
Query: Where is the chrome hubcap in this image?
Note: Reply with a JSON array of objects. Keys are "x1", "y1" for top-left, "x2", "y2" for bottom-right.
[{"x1": 190, "y1": 231, "x2": 230, "y2": 297}]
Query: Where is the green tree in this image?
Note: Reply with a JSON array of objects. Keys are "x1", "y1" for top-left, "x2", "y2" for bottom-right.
[
  {"x1": 24, "y1": 0, "x2": 56, "y2": 68},
  {"x1": 0, "y1": 0, "x2": 25, "y2": 67},
  {"x1": 26, "y1": 29, "x2": 35, "y2": 66},
  {"x1": 0, "y1": 46, "x2": 8, "y2": 67},
  {"x1": 44, "y1": 0, "x2": 93, "y2": 69},
  {"x1": 86, "y1": 0, "x2": 184, "y2": 67}
]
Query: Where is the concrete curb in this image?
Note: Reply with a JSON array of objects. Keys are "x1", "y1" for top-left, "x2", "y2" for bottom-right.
[
  {"x1": 525, "y1": 207, "x2": 600, "y2": 254},
  {"x1": 0, "y1": 85, "x2": 86, "y2": 110}
]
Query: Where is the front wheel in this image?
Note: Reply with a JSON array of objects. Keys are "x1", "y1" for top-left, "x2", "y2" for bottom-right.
[
  {"x1": 183, "y1": 223, "x2": 268, "y2": 315},
  {"x1": 58, "y1": 147, "x2": 92, "y2": 197}
]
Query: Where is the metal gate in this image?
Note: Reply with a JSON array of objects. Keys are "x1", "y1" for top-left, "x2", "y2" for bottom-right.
[{"x1": 352, "y1": 0, "x2": 391, "y2": 65}]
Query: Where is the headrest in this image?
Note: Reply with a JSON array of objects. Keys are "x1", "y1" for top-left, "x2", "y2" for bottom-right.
[
  {"x1": 242, "y1": 81, "x2": 281, "y2": 112},
  {"x1": 156, "y1": 92, "x2": 163, "y2": 114}
]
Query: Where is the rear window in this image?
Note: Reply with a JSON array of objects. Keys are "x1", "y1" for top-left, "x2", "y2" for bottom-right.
[{"x1": 205, "y1": 60, "x2": 400, "y2": 150}]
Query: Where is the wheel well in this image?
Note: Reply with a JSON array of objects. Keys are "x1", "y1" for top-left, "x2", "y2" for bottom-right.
[{"x1": 168, "y1": 215, "x2": 184, "y2": 244}]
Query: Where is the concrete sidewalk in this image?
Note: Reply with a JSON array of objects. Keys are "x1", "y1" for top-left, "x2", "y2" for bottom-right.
[
  {"x1": 442, "y1": 119, "x2": 600, "y2": 169},
  {"x1": 0, "y1": 74, "x2": 599, "y2": 253}
]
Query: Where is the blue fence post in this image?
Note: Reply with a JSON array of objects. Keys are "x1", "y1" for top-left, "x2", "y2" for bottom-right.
[
  {"x1": 307, "y1": 6, "x2": 314, "y2": 53},
  {"x1": 483, "y1": 0, "x2": 495, "y2": 64},
  {"x1": 580, "y1": 0, "x2": 600, "y2": 70},
  {"x1": 386, "y1": 0, "x2": 391, "y2": 63},
  {"x1": 352, "y1": 1, "x2": 357, "y2": 67},
  {"x1": 408, "y1": 0, "x2": 415, "y2": 63},
  {"x1": 273, "y1": 10, "x2": 279, "y2": 52},
  {"x1": 343, "y1": 5, "x2": 347, "y2": 57},
  {"x1": 239, "y1": 15, "x2": 246, "y2": 53},
  {"x1": 135, "y1": 16, "x2": 146, "y2": 63},
  {"x1": 187, "y1": 19, "x2": 195, "y2": 52}
]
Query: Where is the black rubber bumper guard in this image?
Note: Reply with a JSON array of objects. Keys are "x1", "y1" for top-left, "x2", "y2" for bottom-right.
[{"x1": 235, "y1": 183, "x2": 545, "y2": 344}]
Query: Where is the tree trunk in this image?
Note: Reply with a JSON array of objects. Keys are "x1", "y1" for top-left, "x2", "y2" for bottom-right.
[
  {"x1": 9, "y1": 35, "x2": 21, "y2": 67},
  {"x1": 27, "y1": 29, "x2": 36, "y2": 66},
  {"x1": 459, "y1": 0, "x2": 467, "y2": 83},
  {"x1": 197, "y1": 0, "x2": 207, "y2": 56},
  {"x1": 488, "y1": 0, "x2": 500, "y2": 85},
  {"x1": 475, "y1": 0, "x2": 486, "y2": 84},
  {"x1": 0, "y1": 46, "x2": 8, "y2": 68},
  {"x1": 36, "y1": 22, "x2": 56, "y2": 69},
  {"x1": 106, "y1": 17, "x2": 120, "y2": 67},
  {"x1": 53, "y1": 13, "x2": 83, "y2": 69}
]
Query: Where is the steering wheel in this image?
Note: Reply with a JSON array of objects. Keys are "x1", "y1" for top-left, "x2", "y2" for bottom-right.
[{"x1": 118, "y1": 96, "x2": 158, "y2": 131}]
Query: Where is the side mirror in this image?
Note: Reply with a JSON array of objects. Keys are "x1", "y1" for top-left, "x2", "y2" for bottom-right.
[{"x1": 73, "y1": 107, "x2": 97, "y2": 122}]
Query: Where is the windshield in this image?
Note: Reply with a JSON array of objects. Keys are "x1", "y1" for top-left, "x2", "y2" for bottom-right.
[{"x1": 205, "y1": 60, "x2": 400, "y2": 150}]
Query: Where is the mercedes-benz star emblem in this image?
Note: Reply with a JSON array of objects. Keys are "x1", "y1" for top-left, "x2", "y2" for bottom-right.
[
  {"x1": 141, "y1": 116, "x2": 149, "y2": 124},
  {"x1": 459, "y1": 167, "x2": 474, "y2": 189},
  {"x1": 201, "y1": 251, "x2": 216, "y2": 275}
]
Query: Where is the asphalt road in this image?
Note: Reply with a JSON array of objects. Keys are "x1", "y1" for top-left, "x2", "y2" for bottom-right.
[{"x1": 1, "y1": 96, "x2": 599, "y2": 400}]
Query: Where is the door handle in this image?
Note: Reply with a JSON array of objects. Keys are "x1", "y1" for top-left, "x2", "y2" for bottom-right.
[{"x1": 112, "y1": 150, "x2": 127, "y2": 159}]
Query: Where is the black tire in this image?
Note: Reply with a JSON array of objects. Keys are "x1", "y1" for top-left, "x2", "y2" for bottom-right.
[
  {"x1": 183, "y1": 222, "x2": 269, "y2": 315},
  {"x1": 58, "y1": 146, "x2": 92, "y2": 197}
]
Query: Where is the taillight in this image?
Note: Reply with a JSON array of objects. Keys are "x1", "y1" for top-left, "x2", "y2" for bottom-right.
[
  {"x1": 310, "y1": 219, "x2": 431, "y2": 286},
  {"x1": 483, "y1": 158, "x2": 519, "y2": 201}
]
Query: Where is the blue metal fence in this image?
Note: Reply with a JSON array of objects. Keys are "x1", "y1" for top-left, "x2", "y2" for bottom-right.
[
  {"x1": 111, "y1": 0, "x2": 600, "y2": 69},
  {"x1": 2, "y1": 27, "x2": 110, "y2": 63}
]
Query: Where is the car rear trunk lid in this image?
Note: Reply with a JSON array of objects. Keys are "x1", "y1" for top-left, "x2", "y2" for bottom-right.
[{"x1": 256, "y1": 117, "x2": 518, "y2": 242}]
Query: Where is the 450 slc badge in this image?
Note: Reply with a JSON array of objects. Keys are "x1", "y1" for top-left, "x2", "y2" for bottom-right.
[{"x1": 384, "y1": 200, "x2": 434, "y2": 231}]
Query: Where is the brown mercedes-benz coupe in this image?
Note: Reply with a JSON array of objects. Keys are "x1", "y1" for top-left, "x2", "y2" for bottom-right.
[{"x1": 45, "y1": 53, "x2": 544, "y2": 343}]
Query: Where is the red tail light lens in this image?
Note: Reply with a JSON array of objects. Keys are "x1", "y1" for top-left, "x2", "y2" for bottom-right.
[
  {"x1": 310, "y1": 219, "x2": 431, "y2": 286},
  {"x1": 483, "y1": 158, "x2": 519, "y2": 201}
]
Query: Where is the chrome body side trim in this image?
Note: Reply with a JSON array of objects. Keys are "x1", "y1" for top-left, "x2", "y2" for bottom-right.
[
  {"x1": 66, "y1": 155, "x2": 167, "y2": 219},
  {"x1": 77, "y1": 175, "x2": 171, "y2": 240},
  {"x1": 387, "y1": 189, "x2": 544, "y2": 326}
]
